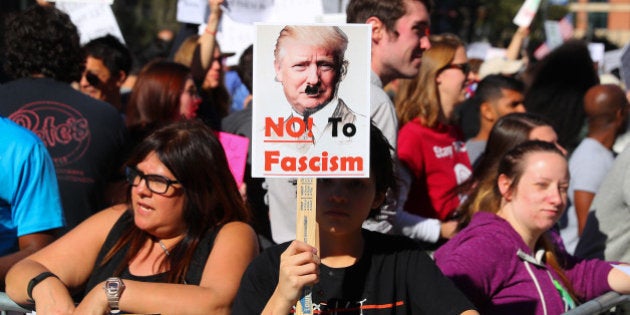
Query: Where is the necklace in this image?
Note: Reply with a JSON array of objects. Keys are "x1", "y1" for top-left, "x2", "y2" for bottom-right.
[{"x1": 158, "y1": 240, "x2": 170, "y2": 256}]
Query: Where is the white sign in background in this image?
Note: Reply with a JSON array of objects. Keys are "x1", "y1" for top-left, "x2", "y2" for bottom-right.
[
  {"x1": 184, "y1": 0, "x2": 325, "y2": 65},
  {"x1": 176, "y1": 0, "x2": 208, "y2": 24},
  {"x1": 513, "y1": 0, "x2": 541, "y2": 27},
  {"x1": 55, "y1": 2, "x2": 125, "y2": 45},
  {"x1": 48, "y1": 0, "x2": 113, "y2": 4}
]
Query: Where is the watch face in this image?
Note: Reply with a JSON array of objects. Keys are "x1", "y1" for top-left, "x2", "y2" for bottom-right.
[{"x1": 106, "y1": 281, "x2": 120, "y2": 293}]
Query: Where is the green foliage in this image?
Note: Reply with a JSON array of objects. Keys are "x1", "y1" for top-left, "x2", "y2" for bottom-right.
[{"x1": 112, "y1": 0, "x2": 179, "y2": 59}]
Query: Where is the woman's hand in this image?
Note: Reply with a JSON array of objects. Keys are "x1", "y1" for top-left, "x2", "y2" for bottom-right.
[
  {"x1": 263, "y1": 241, "x2": 320, "y2": 314},
  {"x1": 31, "y1": 276, "x2": 76, "y2": 315},
  {"x1": 73, "y1": 281, "x2": 109, "y2": 315},
  {"x1": 209, "y1": 0, "x2": 224, "y2": 16}
]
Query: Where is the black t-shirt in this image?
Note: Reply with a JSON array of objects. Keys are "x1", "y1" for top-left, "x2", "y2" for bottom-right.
[
  {"x1": 0, "y1": 78, "x2": 128, "y2": 231},
  {"x1": 232, "y1": 230, "x2": 476, "y2": 314}
]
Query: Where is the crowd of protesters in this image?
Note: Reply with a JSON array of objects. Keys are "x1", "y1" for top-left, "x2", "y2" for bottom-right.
[{"x1": 2, "y1": 0, "x2": 630, "y2": 314}]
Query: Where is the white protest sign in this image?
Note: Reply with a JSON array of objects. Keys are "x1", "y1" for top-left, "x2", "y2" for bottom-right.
[
  {"x1": 214, "y1": 13, "x2": 255, "y2": 66},
  {"x1": 214, "y1": 0, "x2": 324, "y2": 65},
  {"x1": 513, "y1": 0, "x2": 541, "y2": 27},
  {"x1": 544, "y1": 20, "x2": 563, "y2": 50},
  {"x1": 176, "y1": 0, "x2": 208, "y2": 24},
  {"x1": 588, "y1": 42, "x2": 605, "y2": 73},
  {"x1": 251, "y1": 24, "x2": 371, "y2": 178},
  {"x1": 48, "y1": 0, "x2": 113, "y2": 4},
  {"x1": 315, "y1": 13, "x2": 347, "y2": 24},
  {"x1": 267, "y1": 0, "x2": 323, "y2": 23},
  {"x1": 223, "y1": 0, "x2": 274, "y2": 24},
  {"x1": 603, "y1": 48, "x2": 623, "y2": 73},
  {"x1": 55, "y1": 2, "x2": 124, "y2": 45},
  {"x1": 466, "y1": 42, "x2": 491, "y2": 60}
]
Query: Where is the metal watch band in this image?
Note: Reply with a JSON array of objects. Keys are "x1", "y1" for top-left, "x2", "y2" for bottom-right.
[{"x1": 104, "y1": 277, "x2": 125, "y2": 314}]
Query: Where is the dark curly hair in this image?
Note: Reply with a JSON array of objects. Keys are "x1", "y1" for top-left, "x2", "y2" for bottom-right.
[{"x1": 3, "y1": 5, "x2": 83, "y2": 83}]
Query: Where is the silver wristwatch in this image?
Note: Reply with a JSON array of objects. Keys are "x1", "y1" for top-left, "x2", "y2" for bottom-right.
[{"x1": 103, "y1": 277, "x2": 125, "y2": 314}]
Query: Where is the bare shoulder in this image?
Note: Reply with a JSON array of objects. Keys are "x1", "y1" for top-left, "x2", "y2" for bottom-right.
[{"x1": 215, "y1": 221, "x2": 257, "y2": 242}]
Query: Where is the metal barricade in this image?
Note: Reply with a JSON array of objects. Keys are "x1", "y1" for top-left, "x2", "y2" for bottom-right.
[
  {"x1": 0, "y1": 292, "x2": 29, "y2": 314},
  {"x1": 563, "y1": 292, "x2": 630, "y2": 315}
]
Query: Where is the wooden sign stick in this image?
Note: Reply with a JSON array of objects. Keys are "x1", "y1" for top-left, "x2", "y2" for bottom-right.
[{"x1": 295, "y1": 177, "x2": 318, "y2": 315}]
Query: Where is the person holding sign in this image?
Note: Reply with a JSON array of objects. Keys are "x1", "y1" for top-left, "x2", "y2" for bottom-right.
[
  {"x1": 272, "y1": 25, "x2": 360, "y2": 151},
  {"x1": 232, "y1": 125, "x2": 479, "y2": 315}
]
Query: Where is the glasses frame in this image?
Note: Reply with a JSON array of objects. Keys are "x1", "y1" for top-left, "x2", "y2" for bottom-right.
[
  {"x1": 441, "y1": 63, "x2": 471, "y2": 77},
  {"x1": 125, "y1": 166, "x2": 181, "y2": 194}
]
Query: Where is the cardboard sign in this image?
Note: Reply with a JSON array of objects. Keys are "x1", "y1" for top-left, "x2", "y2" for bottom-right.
[
  {"x1": 216, "y1": 131, "x2": 249, "y2": 187},
  {"x1": 251, "y1": 24, "x2": 371, "y2": 178},
  {"x1": 55, "y1": 2, "x2": 124, "y2": 45},
  {"x1": 295, "y1": 177, "x2": 318, "y2": 315}
]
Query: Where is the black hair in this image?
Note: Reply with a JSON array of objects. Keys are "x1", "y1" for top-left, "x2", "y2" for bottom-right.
[
  {"x1": 83, "y1": 34, "x2": 133, "y2": 77},
  {"x1": 236, "y1": 44, "x2": 253, "y2": 94},
  {"x1": 524, "y1": 40, "x2": 599, "y2": 152},
  {"x1": 3, "y1": 5, "x2": 83, "y2": 83},
  {"x1": 474, "y1": 74, "x2": 524, "y2": 104},
  {"x1": 369, "y1": 123, "x2": 397, "y2": 217}
]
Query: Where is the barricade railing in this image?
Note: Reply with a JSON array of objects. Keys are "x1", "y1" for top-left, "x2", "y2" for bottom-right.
[
  {"x1": 0, "y1": 292, "x2": 29, "y2": 314},
  {"x1": 563, "y1": 291, "x2": 630, "y2": 315},
  {"x1": 2, "y1": 289, "x2": 629, "y2": 315}
]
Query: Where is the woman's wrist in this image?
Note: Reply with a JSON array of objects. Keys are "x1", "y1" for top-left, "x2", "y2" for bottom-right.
[
  {"x1": 205, "y1": 27, "x2": 217, "y2": 36},
  {"x1": 263, "y1": 292, "x2": 295, "y2": 315},
  {"x1": 27, "y1": 271, "x2": 59, "y2": 303}
]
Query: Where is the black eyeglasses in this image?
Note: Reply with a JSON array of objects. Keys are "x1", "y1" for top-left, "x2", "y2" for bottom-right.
[
  {"x1": 125, "y1": 166, "x2": 181, "y2": 194},
  {"x1": 442, "y1": 63, "x2": 471, "y2": 76}
]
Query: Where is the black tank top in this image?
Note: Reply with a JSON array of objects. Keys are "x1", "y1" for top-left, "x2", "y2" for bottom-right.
[{"x1": 83, "y1": 210, "x2": 219, "y2": 297}]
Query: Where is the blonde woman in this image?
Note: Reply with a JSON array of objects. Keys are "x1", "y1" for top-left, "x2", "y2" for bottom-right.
[{"x1": 395, "y1": 34, "x2": 473, "y2": 240}]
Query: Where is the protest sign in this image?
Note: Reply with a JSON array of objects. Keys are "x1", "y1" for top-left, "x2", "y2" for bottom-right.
[
  {"x1": 251, "y1": 24, "x2": 371, "y2": 178},
  {"x1": 176, "y1": 0, "x2": 208, "y2": 24},
  {"x1": 513, "y1": 0, "x2": 541, "y2": 27},
  {"x1": 48, "y1": 0, "x2": 113, "y2": 4},
  {"x1": 55, "y1": 2, "x2": 124, "y2": 45},
  {"x1": 216, "y1": 131, "x2": 249, "y2": 187}
]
